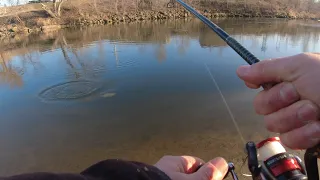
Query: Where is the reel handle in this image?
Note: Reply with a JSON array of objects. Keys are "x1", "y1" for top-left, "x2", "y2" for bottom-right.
[
  {"x1": 246, "y1": 142, "x2": 261, "y2": 179},
  {"x1": 304, "y1": 144, "x2": 320, "y2": 180}
]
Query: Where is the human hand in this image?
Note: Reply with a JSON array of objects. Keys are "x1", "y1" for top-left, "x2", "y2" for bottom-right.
[
  {"x1": 154, "y1": 156, "x2": 228, "y2": 180},
  {"x1": 236, "y1": 53, "x2": 320, "y2": 149}
]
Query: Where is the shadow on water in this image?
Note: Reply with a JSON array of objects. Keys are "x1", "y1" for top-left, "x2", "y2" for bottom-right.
[{"x1": 0, "y1": 18, "x2": 319, "y2": 177}]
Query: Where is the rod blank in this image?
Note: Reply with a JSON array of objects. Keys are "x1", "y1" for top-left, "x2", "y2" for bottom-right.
[{"x1": 175, "y1": 0, "x2": 261, "y2": 65}]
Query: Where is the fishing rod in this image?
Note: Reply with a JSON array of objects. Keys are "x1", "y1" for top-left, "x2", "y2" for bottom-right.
[
  {"x1": 174, "y1": 0, "x2": 320, "y2": 179},
  {"x1": 175, "y1": 0, "x2": 259, "y2": 65}
]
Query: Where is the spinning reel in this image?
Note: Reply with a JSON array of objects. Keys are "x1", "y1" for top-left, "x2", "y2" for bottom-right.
[{"x1": 226, "y1": 137, "x2": 319, "y2": 180}]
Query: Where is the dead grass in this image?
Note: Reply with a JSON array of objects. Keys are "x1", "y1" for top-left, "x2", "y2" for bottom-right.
[{"x1": 0, "y1": 0, "x2": 319, "y2": 28}]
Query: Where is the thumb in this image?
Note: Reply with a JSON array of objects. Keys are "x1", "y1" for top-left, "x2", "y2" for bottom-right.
[
  {"x1": 236, "y1": 54, "x2": 302, "y2": 86},
  {"x1": 189, "y1": 157, "x2": 228, "y2": 180}
]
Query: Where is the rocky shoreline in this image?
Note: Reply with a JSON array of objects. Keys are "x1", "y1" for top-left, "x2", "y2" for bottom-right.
[{"x1": 0, "y1": 9, "x2": 319, "y2": 39}]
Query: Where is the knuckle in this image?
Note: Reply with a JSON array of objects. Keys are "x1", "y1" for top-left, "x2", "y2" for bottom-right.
[
  {"x1": 307, "y1": 101, "x2": 319, "y2": 115},
  {"x1": 298, "y1": 100, "x2": 320, "y2": 121},
  {"x1": 201, "y1": 166, "x2": 214, "y2": 180},
  {"x1": 313, "y1": 106, "x2": 320, "y2": 119},
  {"x1": 300, "y1": 52, "x2": 312, "y2": 58},
  {"x1": 312, "y1": 121, "x2": 320, "y2": 136},
  {"x1": 296, "y1": 53, "x2": 310, "y2": 62},
  {"x1": 255, "y1": 60, "x2": 267, "y2": 75},
  {"x1": 279, "y1": 83, "x2": 299, "y2": 103},
  {"x1": 294, "y1": 53, "x2": 311, "y2": 67},
  {"x1": 253, "y1": 95, "x2": 264, "y2": 115},
  {"x1": 254, "y1": 91, "x2": 270, "y2": 115},
  {"x1": 264, "y1": 116, "x2": 276, "y2": 132},
  {"x1": 279, "y1": 134, "x2": 295, "y2": 148},
  {"x1": 162, "y1": 155, "x2": 174, "y2": 161}
]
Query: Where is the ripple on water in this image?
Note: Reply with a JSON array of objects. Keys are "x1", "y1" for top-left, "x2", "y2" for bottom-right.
[{"x1": 38, "y1": 80, "x2": 100, "y2": 102}]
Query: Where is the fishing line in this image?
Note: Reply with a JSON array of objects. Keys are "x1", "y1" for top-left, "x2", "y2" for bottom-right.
[
  {"x1": 205, "y1": 63, "x2": 252, "y2": 177},
  {"x1": 204, "y1": 63, "x2": 246, "y2": 145}
]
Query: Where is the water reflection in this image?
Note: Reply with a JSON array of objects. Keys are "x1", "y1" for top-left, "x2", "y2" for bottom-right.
[
  {"x1": 0, "y1": 18, "x2": 319, "y2": 176},
  {"x1": 0, "y1": 52, "x2": 23, "y2": 88},
  {"x1": 1, "y1": 20, "x2": 319, "y2": 73}
]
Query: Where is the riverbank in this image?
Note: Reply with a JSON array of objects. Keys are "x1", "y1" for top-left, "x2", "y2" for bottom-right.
[{"x1": 0, "y1": 0, "x2": 319, "y2": 38}]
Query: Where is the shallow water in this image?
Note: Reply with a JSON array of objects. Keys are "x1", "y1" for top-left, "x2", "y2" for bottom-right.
[{"x1": 0, "y1": 18, "x2": 320, "y2": 177}]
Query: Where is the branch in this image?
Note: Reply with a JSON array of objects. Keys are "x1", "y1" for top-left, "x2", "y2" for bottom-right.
[
  {"x1": 15, "y1": 14, "x2": 25, "y2": 26},
  {"x1": 57, "y1": 0, "x2": 66, "y2": 17},
  {"x1": 41, "y1": 3, "x2": 57, "y2": 18}
]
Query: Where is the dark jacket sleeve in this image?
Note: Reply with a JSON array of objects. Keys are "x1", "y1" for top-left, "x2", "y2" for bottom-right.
[{"x1": 0, "y1": 159, "x2": 171, "y2": 180}]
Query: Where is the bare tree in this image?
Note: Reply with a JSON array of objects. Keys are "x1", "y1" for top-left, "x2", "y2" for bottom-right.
[
  {"x1": 0, "y1": 4, "x2": 7, "y2": 15},
  {"x1": 7, "y1": 0, "x2": 14, "y2": 6},
  {"x1": 115, "y1": 0, "x2": 118, "y2": 13},
  {"x1": 5, "y1": 0, "x2": 20, "y2": 6},
  {"x1": 138, "y1": 0, "x2": 153, "y2": 10},
  {"x1": 40, "y1": 0, "x2": 66, "y2": 18},
  {"x1": 51, "y1": 0, "x2": 66, "y2": 17},
  {"x1": 121, "y1": 0, "x2": 125, "y2": 13},
  {"x1": 57, "y1": 0, "x2": 65, "y2": 16},
  {"x1": 94, "y1": 0, "x2": 98, "y2": 13},
  {"x1": 41, "y1": 3, "x2": 57, "y2": 18},
  {"x1": 291, "y1": 0, "x2": 301, "y2": 9}
]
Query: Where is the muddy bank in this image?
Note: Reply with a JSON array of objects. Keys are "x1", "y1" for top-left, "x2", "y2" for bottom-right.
[
  {"x1": 0, "y1": 9, "x2": 191, "y2": 38},
  {"x1": 1, "y1": 7, "x2": 320, "y2": 39}
]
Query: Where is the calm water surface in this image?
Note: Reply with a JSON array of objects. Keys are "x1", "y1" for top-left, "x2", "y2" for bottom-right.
[{"x1": 1, "y1": 18, "x2": 320, "y2": 177}]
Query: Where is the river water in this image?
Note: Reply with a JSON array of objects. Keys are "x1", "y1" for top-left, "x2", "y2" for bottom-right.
[{"x1": 0, "y1": 18, "x2": 320, "y2": 177}]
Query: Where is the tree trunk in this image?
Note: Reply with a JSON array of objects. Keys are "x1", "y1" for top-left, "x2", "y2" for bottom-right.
[
  {"x1": 15, "y1": 14, "x2": 24, "y2": 26},
  {"x1": 7, "y1": 0, "x2": 14, "y2": 6},
  {"x1": 41, "y1": 3, "x2": 57, "y2": 18},
  {"x1": 136, "y1": 0, "x2": 139, "y2": 10},
  {"x1": 115, "y1": 0, "x2": 118, "y2": 13},
  {"x1": 94, "y1": 0, "x2": 98, "y2": 12},
  {"x1": 53, "y1": 0, "x2": 58, "y2": 13},
  {"x1": 57, "y1": 0, "x2": 65, "y2": 17},
  {"x1": 122, "y1": 0, "x2": 125, "y2": 13}
]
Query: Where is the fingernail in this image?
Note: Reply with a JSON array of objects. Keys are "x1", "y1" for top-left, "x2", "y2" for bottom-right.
[
  {"x1": 211, "y1": 157, "x2": 228, "y2": 175},
  {"x1": 237, "y1": 65, "x2": 251, "y2": 76},
  {"x1": 307, "y1": 122, "x2": 320, "y2": 146},
  {"x1": 306, "y1": 121, "x2": 320, "y2": 136},
  {"x1": 298, "y1": 103, "x2": 316, "y2": 122},
  {"x1": 280, "y1": 83, "x2": 298, "y2": 102}
]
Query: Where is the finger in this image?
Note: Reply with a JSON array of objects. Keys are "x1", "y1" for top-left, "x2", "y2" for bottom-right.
[
  {"x1": 280, "y1": 121, "x2": 320, "y2": 149},
  {"x1": 254, "y1": 82, "x2": 300, "y2": 115},
  {"x1": 189, "y1": 157, "x2": 228, "y2": 180},
  {"x1": 236, "y1": 54, "x2": 302, "y2": 85},
  {"x1": 180, "y1": 156, "x2": 206, "y2": 174},
  {"x1": 264, "y1": 100, "x2": 320, "y2": 133},
  {"x1": 245, "y1": 82, "x2": 260, "y2": 89}
]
